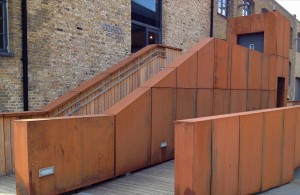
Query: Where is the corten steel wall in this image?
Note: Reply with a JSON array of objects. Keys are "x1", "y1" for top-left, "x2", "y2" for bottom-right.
[
  {"x1": 175, "y1": 106, "x2": 300, "y2": 195},
  {"x1": 0, "y1": 44, "x2": 181, "y2": 176},
  {"x1": 14, "y1": 35, "x2": 286, "y2": 193},
  {"x1": 14, "y1": 115, "x2": 115, "y2": 195},
  {"x1": 227, "y1": 11, "x2": 290, "y2": 106},
  {"x1": 213, "y1": 0, "x2": 300, "y2": 100}
]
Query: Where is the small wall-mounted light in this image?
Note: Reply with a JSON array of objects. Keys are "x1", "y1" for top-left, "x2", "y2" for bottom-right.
[
  {"x1": 161, "y1": 141, "x2": 168, "y2": 148},
  {"x1": 39, "y1": 166, "x2": 55, "y2": 178}
]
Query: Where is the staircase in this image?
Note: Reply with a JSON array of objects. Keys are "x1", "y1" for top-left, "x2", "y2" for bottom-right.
[{"x1": 0, "y1": 44, "x2": 182, "y2": 176}]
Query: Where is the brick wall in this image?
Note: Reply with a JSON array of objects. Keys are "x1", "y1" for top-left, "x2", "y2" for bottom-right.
[
  {"x1": 162, "y1": 0, "x2": 211, "y2": 50},
  {"x1": 26, "y1": 0, "x2": 131, "y2": 109},
  {"x1": 0, "y1": 0, "x2": 23, "y2": 112}
]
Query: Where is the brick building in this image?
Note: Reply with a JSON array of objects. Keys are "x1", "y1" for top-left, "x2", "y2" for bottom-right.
[{"x1": 0, "y1": 0, "x2": 299, "y2": 112}]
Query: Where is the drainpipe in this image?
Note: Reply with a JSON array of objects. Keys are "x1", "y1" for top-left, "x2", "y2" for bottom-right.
[
  {"x1": 21, "y1": 0, "x2": 28, "y2": 111},
  {"x1": 210, "y1": 0, "x2": 214, "y2": 37}
]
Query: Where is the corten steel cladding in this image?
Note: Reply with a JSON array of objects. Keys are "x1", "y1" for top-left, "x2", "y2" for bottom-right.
[
  {"x1": 151, "y1": 88, "x2": 176, "y2": 165},
  {"x1": 239, "y1": 113, "x2": 263, "y2": 194},
  {"x1": 175, "y1": 121, "x2": 212, "y2": 195},
  {"x1": 175, "y1": 107, "x2": 300, "y2": 195},
  {"x1": 197, "y1": 39, "x2": 215, "y2": 89},
  {"x1": 214, "y1": 39, "x2": 230, "y2": 89},
  {"x1": 104, "y1": 88, "x2": 152, "y2": 176},
  {"x1": 176, "y1": 88, "x2": 197, "y2": 120},
  {"x1": 14, "y1": 115, "x2": 114, "y2": 195},
  {"x1": 211, "y1": 116, "x2": 239, "y2": 195},
  {"x1": 262, "y1": 110, "x2": 283, "y2": 191},
  {"x1": 230, "y1": 90, "x2": 247, "y2": 113},
  {"x1": 282, "y1": 108, "x2": 296, "y2": 184},
  {"x1": 197, "y1": 89, "x2": 214, "y2": 117},
  {"x1": 230, "y1": 45, "x2": 248, "y2": 90}
]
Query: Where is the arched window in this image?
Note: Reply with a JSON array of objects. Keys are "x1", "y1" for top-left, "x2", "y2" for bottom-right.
[
  {"x1": 242, "y1": 0, "x2": 254, "y2": 16},
  {"x1": 0, "y1": 0, "x2": 8, "y2": 52}
]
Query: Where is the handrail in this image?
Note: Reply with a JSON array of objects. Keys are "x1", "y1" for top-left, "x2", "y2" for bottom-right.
[
  {"x1": 55, "y1": 49, "x2": 166, "y2": 116},
  {"x1": 65, "y1": 51, "x2": 166, "y2": 116}
]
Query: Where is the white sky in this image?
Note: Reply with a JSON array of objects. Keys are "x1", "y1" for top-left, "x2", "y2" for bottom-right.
[{"x1": 276, "y1": 0, "x2": 300, "y2": 20}]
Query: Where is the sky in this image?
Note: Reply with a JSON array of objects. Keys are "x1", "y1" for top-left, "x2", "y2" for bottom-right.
[{"x1": 276, "y1": 0, "x2": 300, "y2": 20}]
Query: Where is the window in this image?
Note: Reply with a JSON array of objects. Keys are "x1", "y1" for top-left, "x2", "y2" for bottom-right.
[
  {"x1": 218, "y1": 0, "x2": 230, "y2": 17},
  {"x1": 242, "y1": 0, "x2": 253, "y2": 16},
  {"x1": 297, "y1": 32, "x2": 300, "y2": 53},
  {"x1": 131, "y1": 0, "x2": 162, "y2": 52},
  {"x1": 0, "y1": 0, "x2": 8, "y2": 52}
]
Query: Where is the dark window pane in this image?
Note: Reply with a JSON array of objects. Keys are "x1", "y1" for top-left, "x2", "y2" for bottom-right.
[
  {"x1": 148, "y1": 31, "x2": 159, "y2": 44},
  {"x1": 0, "y1": 3, "x2": 3, "y2": 18},
  {"x1": 0, "y1": 34, "x2": 4, "y2": 49},
  {"x1": 297, "y1": 33, "x2": 300, "y2": 53},
  {"x1": 0, "y1": 19, "x2": 3, "y2": 33},
  {"x1": 131, "y1": 24, "x2": 146, "y2": 53},
  {"x1": 132, "y1": 0, "x2": 161, "y2": 28}
]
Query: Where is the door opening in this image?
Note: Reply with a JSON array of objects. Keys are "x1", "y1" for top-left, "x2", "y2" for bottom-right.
[{"x1": 276, "y1": 77, "x2": 285, "y2": 107}]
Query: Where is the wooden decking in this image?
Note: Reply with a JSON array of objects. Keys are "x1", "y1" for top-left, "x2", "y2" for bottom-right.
[
  {"x1": 0, "y1": 160, "x2": 174, "y2": 195},
  {"x1": 0, "y1": 175, "x2": 15, "y2": 195}
]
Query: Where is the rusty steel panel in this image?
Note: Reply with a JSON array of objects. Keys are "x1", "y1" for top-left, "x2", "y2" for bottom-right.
[
  {"x1": 262, "y1": 110, "x2": 283, "y2": 191},
  {"x1": 247, "y1": 90, "x2": 262, "y2": 111},
  {"x1": 214, "y1": 39, "x2": 230, "y2": 89},
  {"x1": 282, "y1": 108, "x2": 296, "y2": 184},
  {"x1": 175, "y1": 123, "x2": 194, "y2": 195},
  {"x1": 176, "y1": 89, "x2": 196, "y2": 120},
  {"x1": 14, "y1": 115, "x2": 115, "y2": 195},
  {"x1": 251, "y1": 14, "x2": 265, "y2": 32},
  {"x1": 239, "y1": 113, "x2": 263, "y2": 195},
  {"x1": 230, "y1": 90, "x2": 247, "y2": 113},
  {"x1": 248, "y1": 50, "x2": 262, "y2": 90},
  {"x1": 211, "y1": 116, "x2": 239, "y2": 195},
  {"x1": 197, "y1": 39, "x2": 215, "y2": 89},
  {"x1": 151, "y1": 88, "x2": 176, "y2": 165},
  {"x1": 141, "y1": 67, "x2": 177, "y2": 88},
  {"x1": 230, "y1": 45, "x2": 248, "y2": 89},
  {"x1": 264, "y1": 12, "x2": 277, "y2": 55},
  {"x1": 275, "y1": 12, "x2": 285, "y2": 58},
  {"x1": 268, "y1": 90, "x2": 277, "y2": 108},
  {"x1": 197, "y1": 89, "x2": 214, "y2": 117},
  {"x1": 14, "y1": 121, "x2": 30, "y2": 195},
  {"x1": 227, "y1": 16, "x2": 252, "y2": 35},
  {"x1": 113, "y1": 89, "x2": 152, "y2": 176},
  {"x1": 172, "y1": 52, "x2": 198, "y2": 88},
  {"x1": 276, "y1": 56, "x2": 284, "y2": 77},
  {"x1": 213, "y1": 89, "x2": 230, "y2": 115},
  {"x1": 261, "y1": 91, "x2": 269, "y2": 109},
  {"x1": 269, "y1": 56, "x2": 277, "y2": 90},
  {"x1": 193, "y1": 121, "x2": 212, "y2": 195},
  {"x1": 262, "y1": 55, "x2": 270, "y2": 90},
  {"x1": 295, "y1": 108, "x2": 300, "y2": 168}
]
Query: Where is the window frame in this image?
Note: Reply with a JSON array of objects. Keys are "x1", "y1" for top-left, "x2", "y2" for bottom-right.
[
  {"x1": 242, "y1": 0, "x2": 253, "y2": 16},
  {"x1": 131, "y1": 0, "x2": 162, "y2": 53},
  {"x1": 0, "y1": 0, "x2": 8, "y2": 53},
  {"x1": 218, "y1": 0, "x2": 230, "y2": 17},
  {"x1": 297, "y1": 32, "x2": 300, "y2": 53}
]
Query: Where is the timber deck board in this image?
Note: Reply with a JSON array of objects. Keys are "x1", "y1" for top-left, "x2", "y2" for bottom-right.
[{"x1": 0, "y1": 160, "x2": 174, "y2": 195}]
